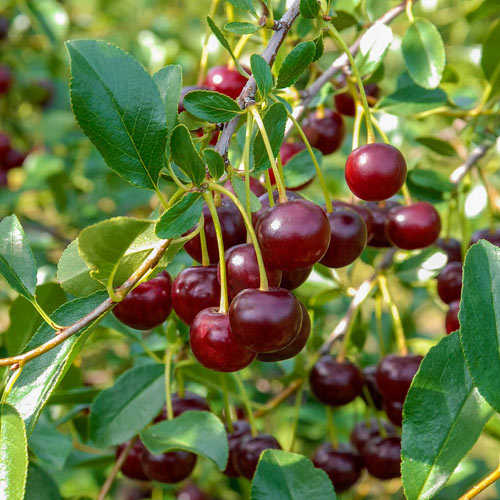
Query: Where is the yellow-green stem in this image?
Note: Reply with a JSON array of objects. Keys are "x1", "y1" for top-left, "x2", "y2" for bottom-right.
[
  {"x1": 197, "y1": 0, "x2": 221, "y2": 85},
  {"x1": 221, "y1": 373, "x2": 234, "y2": 432},
  {"x1": 375, "y1": 290, "x2": 386, "y2": 356},
  {"x1": 234, "y1": 373, "x2": 257, "y2": 436},
  {"x1": 154, "y1": 184, "x2": 169, "y2": 209},
  {"x1": 167, "y1": 162, "x2": 190, "y2": 191},
  {"x1": 1, "y1": 363, "x2": 24, "y2": 404},
  {"x1": 32, "y1": 300, "x2": 63, "y2": 331},
  {"x1": 405, "y1": 0, "x2": 415, "y2": 23},
  {"x1": 199, "y1": 213, "x2": 210, "y2": 267},
  {"x1": 165, "y1": 348, "x2": 174, "y2": 420},
  {"x1": 458, "y1": 464, "x2": 500, "y2": 500},
  {"x1": 288, "y1": 382, "x2": 304, "y2": 452},
  {"x1": 401, "y1": 184, "x2": 413, "y2": 205},
  {"x1": 371, "y1": 115, "x2": 391, "y2": 144},
  {"x1": 166, "y1": 187, "x2": 186, "y2": 208},
  {"x1": 326, "y1": 406, "x2": 338, "y2": 448},
  {"x1": 264, "y1": 169, "x2": 275, "y2": 206},
  {"x1": 352, "y1": 104, "x2": 364, "y2": 150},
  {"x1": 244, "y1": 112, "x2": 254, "y2": 221}
]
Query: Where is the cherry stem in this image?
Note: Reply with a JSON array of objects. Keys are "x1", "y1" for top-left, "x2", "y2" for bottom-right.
[
  {"x1": 370, "y1": 115, "x2": 390, "y2": 144},
  {"x1": 445, "y1": 194, "x2": 456, "y2": 240},
  {"x1": 326, "y1": 406, "x2": 339, "y2": 448},
  {"x1": 221, "y1": 373, "x2": 234, "y2": 432},
  {"x1": 197, "y1": 0, "x2": 221, "y2": 85},
  {"x1": 476, "y1": 165, "x2": 496, "y2": 234},
  {"x1": 209, "y1": 182, "x2": 269, "y2": 291},
  {"x1": 164, "y1": 347, "x2": 174, "y2": 420},
  {"x1": 198, "y1": 213, "x2": 210, "y2": 267},
  {"x1": 327, "y1": 24, "x2": 375, "y2": 144},
  {"x1": 401, "y1": 184, "x2": 413, "y2": 205},
  {"x1": 459, "y1": 464, "x2": 500, "y2": 500},
  {"x1": 249, "y1": 106, "x2": 288, "y2": 203},
  {"x1": 287, "y1": 381, "x2": 304, "y2": 452},
  {"x1": 352, "y1": 103, "x2": 364, "y2": 151},
  {"x1": 375, "y1": 291, "x2": 386, "y2": 356},
  {"x1": 233, "y1": 373, "x2": 257, "y2": 436},
  {"x1": 264, "y1": 169, "x2": 275, "y2": 206},
  {"x1": 1, "y1": 362, "x2": 24, "y2": 404},
  {"x1": 176, "y1": 367, "x2": 185, "y2": 398},
  {"x1": 405, "y1": 0, "x2": 415, "y2": 23},
  {"x1": 244, "y1": 112, "x2": 254, "y2": 223},
  {"x1": 32, "y1": 300, "x2": 63, "y2": 331},
  {"x1": 254, "y1": 379, "x2": 302, "y2": 418},
  {"x1": 167, "y1": 161, "x2": 190, "y2": 192},
  {"x1": 203, "y1": 192, "x2": 229, "y2": 313}
]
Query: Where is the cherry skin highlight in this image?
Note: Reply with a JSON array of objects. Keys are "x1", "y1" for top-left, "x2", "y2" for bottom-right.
[
  {"x1": 437, "y1": 261, "x2": 462, "y2": 304},
  {"x1": 302, "y1": 109, "x2": 345, "y2": 155},
  {"x1": 256, "y1": 199, "x2": 331, "y2": 271},
  {"x1": 376, "y1": 354, "x2": 423, "y2": 403},
  {"x1": 116, "y1": 440, "x2": 149, "y2": 480},
  {"x1": 280, "y1": 266, "x2": 313, "y2": 291},
  {"x1": 345, "y1": 143, "x2": 407, "y2": 201},
  {"x1": 204, "y1": 65, "x2": 248, "y2": 99},
  {"x1": 171, "y1": 266, "x2": 220, "y2": 325},
  {"x1": 190, "y1": 308, "x2": 256, "y2": 372},
  {"x1": 224, "y1": 420, "x2": 252, "y2": 478},
  {"x1": 350, "y1": 418, "x2": 395, "y2": 454},
  {"x1": 229, "y1": 287, "x2": 302, "y2": 353},
  {"x1": 140, "y1": 448, "x2": 197, "y2": 483},
  {"x1": 236, "y1": 434, "x2": 282, "y2": 479},
  {"x1": 436, "y1": 237, "x2": 462, "y2": 262},
  {"x1": 362, "y1": 436, "x2": 401, "y2": 480},
  {"x1": 445, "y1": 300, "x2": 460, "y2": 335}
]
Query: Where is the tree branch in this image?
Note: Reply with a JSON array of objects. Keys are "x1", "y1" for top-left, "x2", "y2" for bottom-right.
[{"x1": 450, "y1": 141, "x2": 494, "y2": 186}]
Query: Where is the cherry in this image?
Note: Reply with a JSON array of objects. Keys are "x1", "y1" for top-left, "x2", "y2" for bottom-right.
[
  {"x1": 171, "y1": 266, "x2": 220, "y2": 325},
  {"x1": 3, "y1": 149, "x2": 26, "y2": 169},
  {"x1": 236, "y1": 434, "x2": 282, "y2": 479},
  {"x1": 184, "y1": 203, "x2": 246, "y2": 264},
  {"x1": 140, "y1": 448, "x2": 196, "y2": 483},
  {"x1": 177, "y1": 484, "x2": 212, "y2": 500},
  {"x1": 256, "y1": 199, "x2": 331, "y2": 271},
  {"x1": 332, "y1": 200, "x2": 374, "y2": 243},
  {"x1": 470, "y1": 228, "x2": 500, "y2": 248},
  {"x1": 204, "y1": 66, "x2": 248, "y2": 99},
  {"x1": 436, "y1": 261, "x2": 462, "y2": 304},
  {"x1": 0, "y1": 17, "x2": 9, "y2": 41},
  {"x1": 320, "y1": 206, "x2": 367, "y2": 268},
  {"x1": 280, "y1": 266, "x2": 313, "y2": 291},
  {"x1": 362, "y1": 436, "x2": 401, "y2": 480},
  {"x1": 155, "y1": 391, "x2": 210, "y2": 422},
  {"x1": 179, "y1": 85, "x2": 210, "y2": 113},
  {"x1": 229, "y1": 288, "x2": 302, "y2": 353},
  {"x1": 0, "y1": 168, "x2": 7, "y2": 188},
  {"x1": 116, "y1": 440, "x2": 149, "y2": 480},
  {"x1": 350, "y1": 418, "x2": 395, "y2": 454},
  {"x1": 384, "y1": 399, "x2": 403, "y2": 427},
  {"x1": 366, "y1": 201, "x2": 401, "y2": 248},
  {"x1": 386, "y1": 202, "x2": 441, "y2": 250},
  {"x1": 224, "y1": 420, "x2": 252, "y2": 477},
  {"x1": 312, "y1": 443, "x2": 363, "y2": 492},
  {"x1": 223, "y1": 176, "x2": 266, "y2": 199},
  {"x1": 362, "y1": 365, "x2": 383, "y2": 410},
  {"x1": 445, "y1": 300, "x2": 460, "y2": 335},
  {"x1": 345, "y1": 144, "x2": 407, "y2": 201},
  {"x1": 270, "y1": 142, "x2": 313, "y2": 191},
  {"x1": 309, "y1": 357, "x2": 364, "y2": 406},
  {"x1": 0, "y1": 65, "x2": 12, "y2": 95},
  {"x1": 376, "y1": 354, "x2": 423, "y2": 403},
  {"x1": 190, "y1": 308, "x2": 256, "y2": 372},
  {"x1": 113, "y1": 271, "x2": 173, "y2": 330},
  {"x1": 257, "y1": 302, "x2": 311, "y2": 361},
  {"x1": 0, "y1": 132, "x2": 10, "y2": 160},
  {"x1": 252, "y1": 190, "x2": 303, "y2": 226},
  {"x1": 302, "y1": 109, "x2": 345, "y2": 155},
  {"x1": 334, "y1": 83, "x2": 380, "y2": 117},
  {"x1": 220, "y1": 243, "x2": 282, "y2": 299},
  {"x1": 436, "y1": 237, "x2": 462, "y2": 262}
]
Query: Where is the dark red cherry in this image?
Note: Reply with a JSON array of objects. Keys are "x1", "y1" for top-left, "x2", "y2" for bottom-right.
[
  {"x1": 224, "y1": 420, "x2": 252, "y2": 477},
  {"x1": 177, "y1": 484, "x2": 211, "y2": 500},
  {"x1": 436, "y1": 237, "x2": 462, "y2": 262},
  {"x1": 350, "y1": 418, "x2": 395, "y2": 454},
  {"x1": 257, "y1": 302, "x2": 311, "y2": 361},
  {"x1": 437, "y1": 261, "x2": 462, "y2": 304},
  {"x1": 366, "y1": 201, "x2": 401, "y2": 248},
  {"x1": 384, "y1": 399, "x2": 403, "y2": 427},
  {"x1": 302, "y1": 109, "x2": 345, "y2": 155},
  {"x1": 386, "y1": 202, "x2": 441, "y2": 250},
  {"x1": 0, "y1": 132, "x2": 10, "y2": 160},
  {"x1": 223, "y1": 176, "x2": 266, "y2": 199},
  {"x1": 220, "y1": 243, "x2": 281, "y2": 299},
  {"x1": 116, "y1": 440, "x2": 149, "y2": 481},
  {"x1": 309, "y1": 357, "x2": 364, "y2": 406},
  {"x1": 140, "y1": 448, "x2": 196, "y2": 483},
  {"x1": 190, "y1": 308, "x2": 256, "y2": 372},
  {"x1": 113, "y1": 272, "x2": 173, "y2": 330},
  {"x1": 332, "y1": 201, "x2": 374, "y2": 243},
  {"x1": 229, "y1": 288, "x2": 302, "y2": 353},
  {"x1": 184, "y1": 203, "x2": 246, "y2": 264},
  {"x1": 0, "y1": 17, "x2": 9, "y2": 41},
  {"x1": 345, "y1": 144, "x2": 407, "y2": 201},
  {"x1": 0, "y1": 168, "x2": 7, "y2": 187},
  {"x1": 376, "y1": 354, "x2": 423, "y2": 403},
  {"x1": 156, "y1": 391, "x2": 210, "y2": 422},
  {"x1": 362, "y1": 436, "x2": 401, "y2": 480},
  {"x1": 445, "y1": 300, "x2": 460, "y2": 335},
  {"x1": 236, "y1": 434, "x2": 282, "y2": 479},
  {"x1": 256, "y1": 199, "x2": 331, "y2": 271},
  {"x1": 334, "y1": 83, "x2": 380, "y2": 117},
  {"x1": 0, "y1": 65, "x2": 12, "y2": 94},
  {"x1": 272, "y1": 142, "x2": 313, "y2": 191},
  {"x1": 179, "y1": 85, "x2": 210, "y2": 113},
  {"x1": 171, "y1": 266, "x2": 220, "y2": 325},
  {"x1": 362, "y1": 365, "x2": 383, "y2": 410},
  {"x1": 3, "y1": 149, "x2": 26, "y2": 169},
  {"x1": 470, "y1": 228, "x2": 500, "y2": 248},
  {"x1": 252, "y1": 190, "x2": 304, "y2": 226},
  {"x1": 280, "y1": 266, "x2": 313, "y2": 291},
  {"x1": 204, "y1": 66, "x2": 248, "y2": 99},
  {"x1": 320, "y1": 207, "x2": 367, "y2": 268},
  {"x1": 312, "y1": 443, "x2": 363, "y2": 492}
]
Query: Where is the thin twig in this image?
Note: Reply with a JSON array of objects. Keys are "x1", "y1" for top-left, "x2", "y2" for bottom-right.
[
  {"x1": 254, "y1": 379, "x2": 303, "y2": 418},
  {"x1": 458, "y1": 464, "x2": 500, "y2": 500},
  {"x1": 450, "y1": 142, "x2": 494, "y2": 186}
]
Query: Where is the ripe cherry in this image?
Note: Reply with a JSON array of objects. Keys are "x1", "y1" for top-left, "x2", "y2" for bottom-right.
[
  {"x1": 223, "y1": 176, "x2": 266, "y2": 199},
  {"x1": 345, "y1": 144, "x2": 407, "y2": 201},
  {"x1": 470, "y1": 228, "x2": 500, "y2": 248},
  {"x1": 220, "y1": 243, "x2": 282, "y2": 299},
  {"x1": 334, "y1": 83, "x2": 380, "y2": 117},
  {"x1": 224, "y1": 420, "x2": 252, "y2": 477},
  {"x1": 362, "y1": 365, "x2": 383, "y2": 410},
  {"x1": 179, "y1": 85, "x2": 210, "y2": 113},
  {"x1": 386, "y1": 202, "x2": 441, "y2": 250},
  {"x1": 302, "y1": 109, "x2": 345, "y2": 155},
  {"x1": 113, "y1": 271, "x2": 173, "y2": 330},
  {"x1": 204, "y1": 66, "x2": 248, "y2": 99},
  {"x1": 0, "y1": 168, "x2": 7, "y2": 187},
  {"x1": 309, "y1": 357, "x2": 364, "y2": 406},
  {"x1": 171, "y1": 266, "x2": 220, "y2": 325},
  {"x1": 0, "y1": 65, "x2": 12, "y2": 94},
  {"x1": 229, "y1": 288, "x2": 302, "y2": 353},
  {"x1": 366, "y1": 201, "x2": 401, "y2": 248},
  {"x1": 280, "y1": 266, "x2": 313, "y2": 291},
  {"x1": 376, "y1": 354, "x2": 423, "y2": 403},
  {"x1": 252, "y1": 190, "x2": 303, "y2": 226},
  {"x1": 190, "y1": 308, "x2": 256, "y2": 372},
  {"x1": 140, "y1": 448, "x2": 196, "y2": 483},
  {"x1": 332, "y1": 200, "x2": 374, "y2": 243},
  {"x1": 384, "y1": 399, "x2": 403, "y2": 427},
  {"x1": 312, "y1": 443, "x2": 363, "y2": 492},
  {"x1": 184, "y1": 203, "x2": 246, "y2": 264},
  {"x1": 3, "y1": 149, "x2": 26, "y2": 169},
  {"x1": 256, "y1": 199, "x2": 331, "y2": 271},
  {"x1": 436, "y1": 237, "x2": 462, "y2": 262},
  {"x1": 350, "y1": 418, "x2": 395, "y2": 454},
  {"x1": 236, "y1": 434, "x2": 282, "y2": 479},
  {"x1": 320, "y1": 206, "x2": 367, "y2": 268},
  {"x1": 116, "y1": 440, "x2": 149, "y2": 481},
  {"x1": 257, "y1": 302, "x2": 311, "y2": 362},
  {"x1": 445, "y1": 300, "x2": 460, "y2": 335},
  {"x1": 362, "y1": 436, "x2": 401, "y2": 480},
  {"x1": 156, "y1": 391, "x2": 210, "y2": 422},
  {"x1": 0, "y1": 132, "x2": 10, "y2": 160},
  {"x1": 437, "y1": 261, "x2": 462, "y2": 304},
  {"x1": 0, "y1": 17, "x2": 9, "y2": 41}
]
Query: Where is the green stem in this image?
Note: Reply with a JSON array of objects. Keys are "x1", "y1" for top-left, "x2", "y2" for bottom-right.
[
  {"x1": 401, "y1": 184, "x2": 413, "y2": 205},
  {"x1": 198, "y1": 213, "x2": 210, "y2": 267},
  {"x1": 32, "y1": 300, "x2": 63, "y2": 331},
  {"x1": 167, "y1": 161, "x2": 190, "y2": 192},
  {"x1": 244, "y1": 112, "x2": 254, "y2": 223},
  {"x1": 176, "y1": 367, "x2": 185, "y2": 398},
  {"x1": 405, "y1": 0, "x2": 415, "y2": 23},
  {"x1": 352, "y1": 104, "x2": 364, "y2": 150},
  {"x1": 233, "y1": 373, "x2": 257, "y2": 436},
  {"x1": 288, "y1": 382, "x2": 304, "y2": 452},
  {"x1": 164, "y1": 348, "x2": 174, "y2": 420},
  {"x1": 152, "y1": 487, "x2": 163, "y2": 500},
  {"x1": 375, "y1": 290, "x2": 385, "y2": 356},
  {"x1": 154, "y1": 184, "x2": 169, "y2": 209},
  {"x1": 197, "y1": 0, "x2": 221, "y2": 85},
  {"x1": 326, "y1": 406, "x2": 338, "y2": 448},
  {"x1": 371, "y1": 114, "x2": 391, "y2": 144},
  {"x1": 166, "y1": 187, "x2": 187, "y2": 208},
  {"x1": 445, "y1": 194, "x2": 456, "y2": 239},
  {"x1": 1, "y1": 363, "x2": 23, "y2": 404},
  {"x1": 264, "y1": 170, "x2": 274, "y2": 206},
  {"x1": 221, "y1": 373, "x2": 234, "y2": 432}
]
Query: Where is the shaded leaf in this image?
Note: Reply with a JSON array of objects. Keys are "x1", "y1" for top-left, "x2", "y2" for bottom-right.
[
  {"x1": 299, "y1": 0, "x2": 320, "y2": 19},
  {"x1": 226, "y1": 0, "x2": 257, "y2": 16},
  {"x1": 29, "y1": 417, "x2": 72, "y2": 470},
  {"x1": 25, "y1": 464, "x2": 61, "y2": 500},
  {"x1": 170, "y1": 125, "x2": 207, "y2": 186},
  {"x1": 378, "y1": 84, "x2": 448, "y2": 116},
  {"x1": 155, "y1": 192, "x2": 204, "y2": 239},
  {"x1": 415, "y1": 137, "x2": 456, "y2": 157},
  {"x1": 203, "y1": 149, "x2": 225, "y2": 179}
]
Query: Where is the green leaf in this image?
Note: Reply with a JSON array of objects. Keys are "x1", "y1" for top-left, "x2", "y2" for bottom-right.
[
  {"x1": 415, "y1": 137, "x2": 456, "y2": 156},
  {"x1": 282, "y1": 148, "x2": 321, "y2": 189},
  {"x1": 225, "y1": 22, "x2": 259, "y2": 35},
  {"x1": 25, "y1": 0, "x2": 69, "y2": 45},
  {"x1": 155, "y1": 193, "x2": 204, "y2": 239},
  {"x1": 481, "y1": 19, "x2": 500, "y2": 97},
  {"x1": 25, "y1": 464, "x2": 61, "y2": 500},
  {"x1": 313, "y1": 34, "x2": 324, "y2": 62},
  {"x1": 183, "y1": 90, "x2": 243, "y2": 123},
  {"x1": 402, "y1": 332, "x2": 493, "y2": 500},
  {"x1": 6, "y1": 291, "x2": 108, "y2": 433},
  {"x1": 203, "y1": 149, "x2": 226, "y2": 179},
  {"x1": 277, "y1": 41, "x2": 316, "y2": 88},
  {"x1": 226, "y1": 0, "x2": 257, "y2": 16},
  {"x1": 66, "y1": 40, "x2": 167, "y2": 190},
  {"x1": 402, "y1": 18, "x2": 446, "y2": 89},
  {"x1": 29, "y1": 417, "x2": 72, "y2": 470},
  {"x1": 331, "y1": 10, "x2": 357, "y2": 31},
  {"x1": 178, "y1": 111, "x2": 209, "y2": 131},
  {"x1": 253, "y1": 102, "x2": 288, "y2": 172},
  {"x1": 251, "y1": 54, "x2": 273, "y2": 98},
  {"x1": 78, "y1": 217, "x2": 152, "y2": 288},
  {"x1": 354, "y1": 24, "x2": 393, "y2": 76},
  {"x1": 0, "y1": 404, "x2": 28, "y2": 500},
  {"x1": 90, "y1": 364, "x2": 165, "y2": 447},
  {"x1": 460, "y1": 241, "x2": 500, "y2": 413},
  {"x1": 0, "y1": 215, "x2": 37, "y2": 301},
  {"x1": 153, "y1": 65, "x2": 183, "y2": 132},
  {"x1": 230, "y1": 175, "x2": 262, "y2": 212},
  {"x1": 299, "y1": 0, "x2": 320, "y2": 19},
  {"x1": 378, "y1": 84, "x2": 448, "y2": 116},
  {"x1": 170, "y1": 125, "x2": 207, "y2": 186},
  {"x1": 251, "y1": 449, "x2": 336, "y2": 499},
  {"x1": 140, "y1": 410, "x2": 228, "y2": 470}
]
